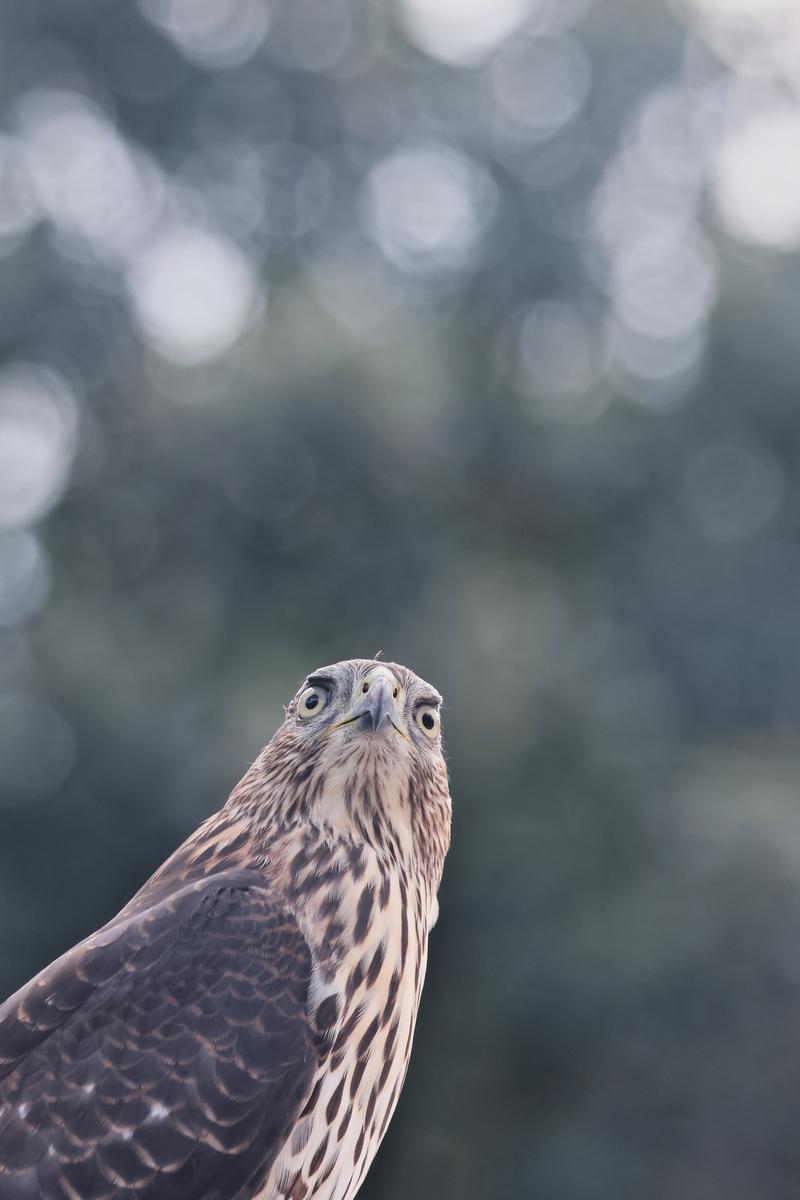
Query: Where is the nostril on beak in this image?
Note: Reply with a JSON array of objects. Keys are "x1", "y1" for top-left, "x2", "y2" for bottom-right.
[{"x1": 358, "y1": 676, "x2": 396, "y2": 732}]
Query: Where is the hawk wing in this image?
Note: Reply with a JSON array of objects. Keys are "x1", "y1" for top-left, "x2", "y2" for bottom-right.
[{"x1": 0, "y1": 871, "x2": 317, "y2": 1200}]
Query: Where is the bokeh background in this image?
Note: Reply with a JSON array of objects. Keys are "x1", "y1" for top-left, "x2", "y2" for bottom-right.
[{"x1": 2, "y1": 0, "x2": 800, "y2": 1195}]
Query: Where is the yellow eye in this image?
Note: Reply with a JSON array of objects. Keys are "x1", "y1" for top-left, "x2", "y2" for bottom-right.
[
  {"x1": 414, "y1": 705, "x2": 440, "y2": 738},
  {"x1": 298, "y1": 686, "x2": 330, "y2": 719}
]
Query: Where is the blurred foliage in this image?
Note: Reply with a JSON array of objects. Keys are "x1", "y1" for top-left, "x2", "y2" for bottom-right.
[{"x1": 3, "y1": 0, "x2": 800, "y2": 1196}]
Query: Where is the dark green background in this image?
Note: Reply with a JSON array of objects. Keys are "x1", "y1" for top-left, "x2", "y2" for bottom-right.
[{"x1": 2, "y1": 1, "x2": 800, "y2": 1196}]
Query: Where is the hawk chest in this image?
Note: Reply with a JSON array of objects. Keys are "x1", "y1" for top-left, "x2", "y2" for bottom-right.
[{"x1": 260, "y1": 846, "x2": 429, "y2": 1200}]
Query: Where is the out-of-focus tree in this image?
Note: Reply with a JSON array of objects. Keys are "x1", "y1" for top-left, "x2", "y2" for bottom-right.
[{"x1": 3, "y1": 0, "x2": 800, "y2": 1195}]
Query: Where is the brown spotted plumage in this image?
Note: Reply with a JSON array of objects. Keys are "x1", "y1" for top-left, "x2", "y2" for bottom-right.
[{"x1": 0, "y1": 660, "x2": 451, "y2": 1199}]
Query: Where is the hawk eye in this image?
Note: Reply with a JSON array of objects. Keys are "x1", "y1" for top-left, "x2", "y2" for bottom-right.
[
  {"x1": 298, "y1": 686, "x2": 330, "y2": 719},
  {"x1": 414, "y1": 705, "x2": 440, "y2": 738}
]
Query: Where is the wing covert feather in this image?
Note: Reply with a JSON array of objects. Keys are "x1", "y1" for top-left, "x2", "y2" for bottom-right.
[{"x1": 0, "y1": 872, "x2": 317, "y2": 1200}]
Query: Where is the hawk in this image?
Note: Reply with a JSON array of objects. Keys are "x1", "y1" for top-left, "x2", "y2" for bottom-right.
[{"x1": 0, "y1": 659, "x2": 451, "y2": 1200}]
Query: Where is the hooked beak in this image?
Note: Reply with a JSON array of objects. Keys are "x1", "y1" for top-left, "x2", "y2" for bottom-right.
[
  {"x1": 333, "y1": 669, "x2": 407, "y2": 738},
  {"x1": 353, "y1": 674, "x2": 397, "y2": 732}
]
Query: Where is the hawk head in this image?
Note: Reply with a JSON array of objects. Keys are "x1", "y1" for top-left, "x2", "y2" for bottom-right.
[
  {"x1": 287, "y1": 658, "x2": 442, "y2": 752},
  {"x1": 241, "y1": 659, "x2": 451, "y2": 886}
]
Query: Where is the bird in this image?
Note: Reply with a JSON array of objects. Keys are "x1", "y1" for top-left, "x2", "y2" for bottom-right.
[{"x1": 0, "y1": 658, "x2": 452, "y2": 1200}]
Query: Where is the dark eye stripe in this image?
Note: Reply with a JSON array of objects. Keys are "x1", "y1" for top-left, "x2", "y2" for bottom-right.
[{"x1": 306, "y1": 674, "x2": 336, "y2": 690}]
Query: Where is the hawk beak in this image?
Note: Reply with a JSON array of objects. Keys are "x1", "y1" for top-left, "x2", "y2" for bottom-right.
[
  {"x1": 332, "y1": 668, "x2": 407, "y2": 738},
  {"x1": 328, "y1": 672, "x2": 410, "y2": 734},
  {"x1": 354, "y1": 675, "x2": 397, "y2": 732}
]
